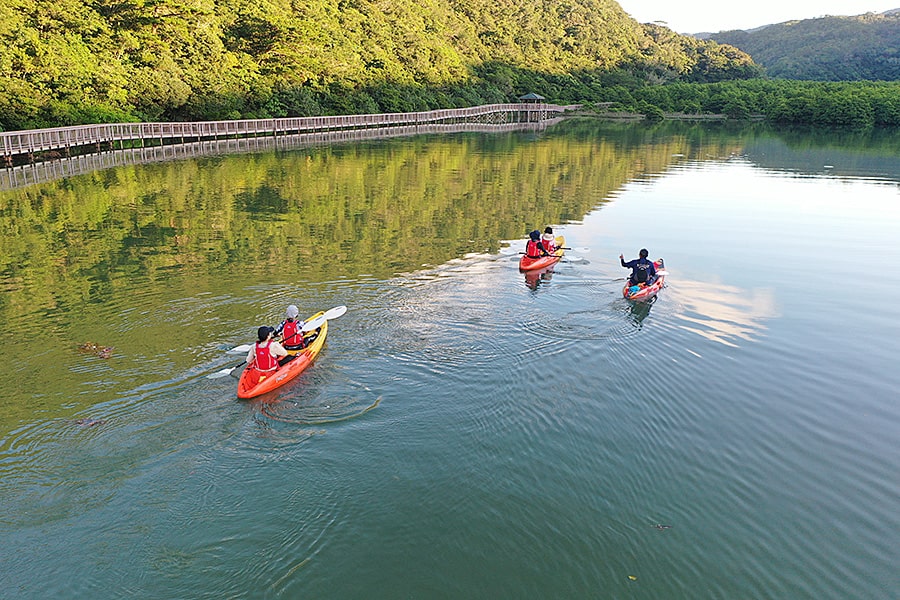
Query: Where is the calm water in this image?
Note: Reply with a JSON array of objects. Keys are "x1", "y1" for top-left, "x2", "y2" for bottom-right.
[{"x1": 1, "y1": 121, "x2": 898, "y2": 599}]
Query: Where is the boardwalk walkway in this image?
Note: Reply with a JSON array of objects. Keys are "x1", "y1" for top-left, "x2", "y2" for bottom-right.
[
  {"x1": 0, "y1": 116, "x2": 572, "y2": 191},
  {"x1": 2, "y1": 103, "x2": 576, "y2": 168}
]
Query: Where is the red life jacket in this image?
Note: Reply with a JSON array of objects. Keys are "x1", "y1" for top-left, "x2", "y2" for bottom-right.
[
  {"x1": 282, "y1": 319, "x2": 302, "y2": 346},
  {"x1": 542, "y1": 236, "x2": 556, "y2": 253},
  {"x1": 254, "y1": 341, "x2": 279, "y2": 372},
  {"x1": 525, "y1": 240, "x2": 546, "y2": 258}
]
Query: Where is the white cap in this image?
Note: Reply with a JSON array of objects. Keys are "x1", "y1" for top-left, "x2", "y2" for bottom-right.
[{"x1": 286, "y1": 304, "x2": 300, "y2": 318}]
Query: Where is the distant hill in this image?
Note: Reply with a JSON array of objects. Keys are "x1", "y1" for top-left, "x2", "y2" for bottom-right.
[{"x1": 705, "y1": 11, "x2": 900, "y2": 80}]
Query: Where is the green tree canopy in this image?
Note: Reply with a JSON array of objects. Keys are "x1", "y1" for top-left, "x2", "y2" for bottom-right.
[{"x1": 0, "y1": 0, "x2": 761, "y2": 130}]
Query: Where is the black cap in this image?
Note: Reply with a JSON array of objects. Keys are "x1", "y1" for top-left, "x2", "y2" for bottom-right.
[
  {"x1": 529, "y1": 230, "x2": 541, "y2": 241},
  {"x1": 257, "y1": 326, "x2": 273, "y2": 341}
]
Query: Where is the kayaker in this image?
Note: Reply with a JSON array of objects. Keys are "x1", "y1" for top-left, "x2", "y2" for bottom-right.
[
  {"x1": 246, "y1": 326, "x2": 290, "y2": 377},
  {"x1": 525, "y1": 230, "x2": 550, "y2": 258},
  {"x1": 275, "y1": 304, "x2": 306, "y2": 350},
  {"x1": 541, "y1": 227, "x2": 557, "y2": 253},
  {"x1": 620, "y1": 248, "x2": 657, "y2": 286}
]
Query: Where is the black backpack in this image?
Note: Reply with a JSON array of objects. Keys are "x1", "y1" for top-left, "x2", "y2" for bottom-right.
[{"x1": 634, "y1": 264, "x2": 649, "y2": 283}]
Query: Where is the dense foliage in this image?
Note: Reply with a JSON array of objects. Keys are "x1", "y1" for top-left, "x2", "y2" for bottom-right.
[
  {"x1": 0, "y1": 0, "x2": 760, "y2": 130},
  {"x1": 606, "y1": 79, "x2": 900, "y2": 128},
  {"x1": 707, "y1": 11, "x2": 900, "y2": 81}
]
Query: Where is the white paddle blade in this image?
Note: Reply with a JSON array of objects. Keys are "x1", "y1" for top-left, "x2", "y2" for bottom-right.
[
  {"x1": 300, "y1": 315, "x2": 327, "y2": 332},
  {"x1": 656, "y1": 270, "x2": 669, "y2": 276},
  {"x1": 208, "y1": 367, "x2": 236, "y2": 379},
  {"x1": 227, "y1": 344, "x2": 253, "y2": 354},
  {"x1": 323, "y1": 305, "x2": 348, "y2": 320}
]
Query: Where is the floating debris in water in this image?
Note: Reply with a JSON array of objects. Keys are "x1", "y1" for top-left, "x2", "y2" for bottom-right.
[
  {"x1": 628, "y1": 575, "x2": 637, "y2": 581},
  {"x1": 75, "y1": 418, "x2": 105, "y2": 427},
  {"x1": 654, "y1": 523, "x2": 672, "y2": 530},
  {"x1": 77, "y1": 342, "x2": 114, "y2": 358}
]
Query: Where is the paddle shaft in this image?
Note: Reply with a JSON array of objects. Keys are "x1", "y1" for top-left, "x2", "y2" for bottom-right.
[
  {"x1": 226, "y1": 305, "x2": 346, "y2": 354},
  {"x1": 207, "y1": 359, "x2": 246, "y2": 378}
]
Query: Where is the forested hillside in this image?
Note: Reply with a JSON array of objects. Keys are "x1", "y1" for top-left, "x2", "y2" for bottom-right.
[
  {"x1": 708, "y1": 11, "x2": 900, "y2": 80},
  {"x1": 0, "y1": 0, "x2": 760, "y2": 130}
]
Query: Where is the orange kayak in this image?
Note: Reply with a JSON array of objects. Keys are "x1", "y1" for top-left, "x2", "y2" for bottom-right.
[
  {"x1": 237, "y1": 311, "x2": 328, "y2": 399},
  {"x1": 623, "y1": 259, "x2": 666, "y2": 301},
  {"x1": 519, "y1": 236, "x2": 565, "y2": 271}
]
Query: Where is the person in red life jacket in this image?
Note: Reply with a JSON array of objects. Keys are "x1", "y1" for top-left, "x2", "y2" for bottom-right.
[
  {"x1": 620, "y1": 248, "x2": 657, "y2": 286},
  {"x1": 245, "y1": 326, "x2": 289, "y2": 380},
  {"x1": 275, "y1": 304, "x2": 306, "y2": 350},
  {"x1": 525, "y1": 230, "x2": 550, "y2": 258},
  {"x1": 541, "y1": 227, "x2": 557, "y2": 253}
]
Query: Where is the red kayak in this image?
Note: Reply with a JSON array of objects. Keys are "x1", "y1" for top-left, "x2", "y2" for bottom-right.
[
  {"x1": 237, "y1": 311, "x2": 328, "y2": 399},
  {"x1": 623, "y1": 259, "x2": 667, "y2": 301},
  {"x1": 519, "y1": 236, "x2": 565, "y2": 271}
]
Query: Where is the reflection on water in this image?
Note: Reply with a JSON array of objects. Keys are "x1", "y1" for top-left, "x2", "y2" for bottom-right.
[
  {"x1": 625, "y1": 296, "x2": 654, "y2": 328},
  {"x1": 671, "y1": 279, "x2": 778, "y2": 347},
  {"x1": 523, "y1": 266, "x2": 555, "y2": 290}
]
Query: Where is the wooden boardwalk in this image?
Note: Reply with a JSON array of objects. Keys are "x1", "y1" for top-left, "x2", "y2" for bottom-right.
[
  {"x1": 0, "y1": 117, "x2": 570, "y2": 191},
  {"x1": 2, "y1": 103, "x2": 575, "y2": 167}
]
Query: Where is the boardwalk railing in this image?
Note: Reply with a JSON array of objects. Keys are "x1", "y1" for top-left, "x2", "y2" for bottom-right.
[
  {"x1": 1, "y1": 103, "x2": 578, "y2": 166},
  {"x1": 0, "y1": 116, "x2": 572, "y2": 191}
]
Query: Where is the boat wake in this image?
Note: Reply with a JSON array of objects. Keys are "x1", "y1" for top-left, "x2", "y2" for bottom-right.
[
  {"x1": 252, "y1": 377, "x2": 382, "y2": 427},
  {"x1": 519, "y1": 302, "x2": 653, "y2": 341}
]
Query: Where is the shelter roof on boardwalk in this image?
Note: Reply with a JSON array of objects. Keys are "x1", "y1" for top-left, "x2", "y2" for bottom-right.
[{"x1": 518, "y1": 93, "x2": 546, "y2": 102}]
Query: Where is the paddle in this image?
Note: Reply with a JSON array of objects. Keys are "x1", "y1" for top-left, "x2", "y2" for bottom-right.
[
  {"x1": 299, "y1": 314, "x2": 326, "y2": 332},
  {"x1": 503, "y1": 244, "x2": 589, "y2": 255},
  {"x1": 321, "y1": 304, "x2": 348, "y2": 321},
  {"x1": 208, "y1": 360, "x2": 245, "y2": 379},
  {"x1": 518, "y1": 252, "x2": 584, "y2": 263},
  {"x1": 300, "y1": 304, "x2": 348, "y2": 331},
  {"x1": 225, "y1": 305, "x2": 348, "y2": 354}
]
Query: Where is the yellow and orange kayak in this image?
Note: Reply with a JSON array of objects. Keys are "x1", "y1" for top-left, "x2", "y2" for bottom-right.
[
  {"x1": 519, "y1": 236, "x2": 565, "y2": 271},
  {"x1": 237, "y1": 311, "x2": 328, "y2": 399}
]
